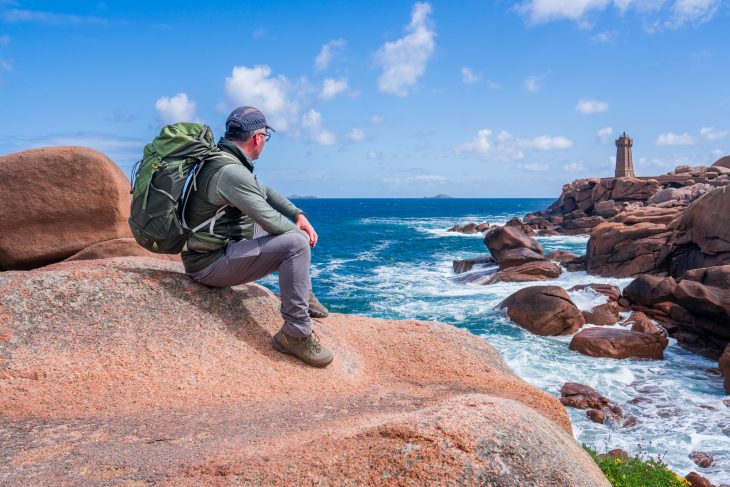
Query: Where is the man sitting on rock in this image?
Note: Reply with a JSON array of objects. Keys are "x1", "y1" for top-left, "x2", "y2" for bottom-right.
[{"x1": 181, "y1": 106, "x2": 333, "y2": 367}]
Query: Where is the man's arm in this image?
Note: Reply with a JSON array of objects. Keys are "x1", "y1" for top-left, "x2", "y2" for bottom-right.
[
  {"x1": 215, "y1": 165, "x2": 300, "y2": 236},
  {"x1": 263, "y1": 185, "x2": 303, "y2": 221}
]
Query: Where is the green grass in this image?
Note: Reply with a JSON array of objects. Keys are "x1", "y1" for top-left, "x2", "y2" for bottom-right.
[{"x1": 583, "y1": 445, "x2": 692, "y2": 487}]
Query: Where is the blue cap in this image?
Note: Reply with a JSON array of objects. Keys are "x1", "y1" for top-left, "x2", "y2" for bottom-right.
[{"x1": 225, "y1": 106, "x2": 276, "y2": 133}]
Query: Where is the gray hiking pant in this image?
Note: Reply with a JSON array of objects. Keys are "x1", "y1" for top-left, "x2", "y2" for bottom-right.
[{"x1": 190, "y1": 232, "x2": 312, "y2": 338}]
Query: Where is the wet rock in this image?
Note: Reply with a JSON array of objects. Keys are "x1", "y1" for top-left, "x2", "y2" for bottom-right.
[
  {"x1": 582, "y1": 301, "x2": 621, "y2": 326},
  {"x1": 483, "y1": 225, "x2": 544, "y2": 264},
  {"x1": 486, "y1": 260, "x2": 562, "y2": 284},
  {"x1": 625, "y1": 312, "x2": 664, "y2": 335},
  {"x1": 720, "y1": 343, "x2": 730, "y2": 394},
  {"x1": 452, "y1": 256, "x2": 496, "y2": 274},
  {"x1": 0, "y1": 147, "x2": 133, "y2": 270},
  {"x1": 689, "y1": 451, "x2": 714, "y2": 468},
  {"x1": 546, "y1": 250, "x2": 578, "y2": 263},
  {"x1": 685, "y1": 471, "x2": 717, "y2": 487},
  {"x1": 565, "y1": 255, "x2": 587, "y2": 272},
  {"x1": 499, "y1": 286, "x2": 584, "y2": 336},
  {"x1": 447, "y1": 223, "x2": 478, "y2": 234},
  {"x1": 569, "y1": 328, "x2": 669, "y2": 360},
  {"x1": 498, "y1": 248, "x2": 546, "y2": 270},
  {"x1": 559, "y1": 382, "x2": 613, "y2": 410}
]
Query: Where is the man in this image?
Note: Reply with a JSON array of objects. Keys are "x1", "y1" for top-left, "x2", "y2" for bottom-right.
[{"x1": 181, "y1": 106, "x2": 333, "y2": 368}]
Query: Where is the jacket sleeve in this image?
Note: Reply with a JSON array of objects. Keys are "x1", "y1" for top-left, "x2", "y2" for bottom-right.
[
  {"x1": 215, "y1": 165, "x2": 300, "y2": 235},
  {"x1": 262, "y1": 184, "x2": 304, "y2": 221}
]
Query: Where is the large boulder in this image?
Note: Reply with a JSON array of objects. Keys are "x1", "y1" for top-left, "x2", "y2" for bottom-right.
[
  {"x1": 499, "y1": 286, "x2": 585, "y2": 336},
  {"x1": 582, "y1": 301, "x2": 621, "y2": 326},
  {"x1": 719, "y1": 343, "x2": 730, "y2": 393},
  {"x1": 668, "y1": 186, "x2": 730, "y2": 276},
  {"x1": 498, "y1": 247, "x2": 546, "y2": 269},
  {"x1": 586, "y1": 222, "x2": 672, "y2": 277},
  {"x1": 712, "y1": 155, "x2": 730, "y2": 169},
  {"x1": 63, "y1": 237, "x2": 179, "y2": 263},
  {"x1": 486, "y1": 260, "x2": 562, "y2": 284},
  {"x1": 0, "y1": 147, "x2": 133, "y2": 270},
  {"x1": 0, "y1": 257, "x2": 610, "y2": 485},
  {"x1": 592, "y1": 177, "x2": 661, "y2": 202},
  {"x1": 483, "y1": 225, "x2": 543, "y2": 264},
  {"x1": 569, "y1": 328, "x2": 669, "y2": 359}
]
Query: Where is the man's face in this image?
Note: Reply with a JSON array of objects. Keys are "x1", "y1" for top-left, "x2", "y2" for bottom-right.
[{"x1": 251, "y1": 131, "x2": 268, "y2": 160}]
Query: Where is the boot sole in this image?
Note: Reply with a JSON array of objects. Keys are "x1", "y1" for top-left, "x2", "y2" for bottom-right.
[{"x1": 271, "y1": 336, "x2": 333, "y2": 368}]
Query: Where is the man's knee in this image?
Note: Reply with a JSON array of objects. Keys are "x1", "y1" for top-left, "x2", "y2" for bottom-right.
[{"x1": 281, "y1": 232, "x2": 310, "y2": 255}]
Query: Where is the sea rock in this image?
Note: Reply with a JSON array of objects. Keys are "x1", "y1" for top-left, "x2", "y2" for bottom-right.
[
  {"x1": 499, "y1": 286, "x2": 585, "y2": 336},
  {"x1": 685, "y1": 471, "x2": 717, "y2": 487},
  {"x1": 565, "y1": 255, "x2": 587, "y2": 272},
  {"x1": 712, "y1": 155, "x2": 730, "y2": 169},
  {"x1": 0, "y1": 257, "x2": 611, "y2": 486},
  {"x1": 447, "y1": 223, "x2": 479, "y2": 234},
  {"x1": 63, "y1": 238, "x2": 180, "y2": 263},
  {"x1": 569, "y1": 328, "x2": 669, "y2": 360},
  {"x1": 625, "y1": 312, "x2": 664, "y2": 336},
  {"x1": 689, "y1": 452, "x2": 715, "y2": 469},
  {"x1": 486, "y1": 260, "x2": 562, "y2": 284},
  {"x1": 582, "y1": 301, "x2": 621, "y2": 326},
  {"x1": 668, "y1": 186, "x2": 730, "y2": 276},
  {"x1": 0, "y1": 147, "x2": 133, "y2": 270},
  {"x1": 483, "y1": 225, "x2": 544, "y2": 264},
  {"x1": 452, "y1": 256, "x2": 496, "y2": 274},
  {"x1": 586, "y1": 222, "x2": 672, "y2": 278},
  {"x1": 594, "y1": 200, "x2": 619, "y2": 218},
  {"x1": 647, "y1": 184, "x2": 714, "y2": 206},
  {"x1": 612, "y1": 206, "x2": 681, "y2": 226},
  {"x1": 498, "y1": 247, "x2": 546, "y2": 270},
  {"x1": 546, "y1": 250, "x2": 578, "y2": 263},
  {"x1": 559, "y1": 382, "x2": 613, "y2": 410}
]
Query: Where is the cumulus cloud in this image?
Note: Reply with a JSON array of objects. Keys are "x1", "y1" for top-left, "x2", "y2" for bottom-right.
[
  {"x1": 564, "y1": 161, "x2": 585, "y2": 172},
  {"x1": 315, "y1": 38, "x2": 346, "y2": 71},
  {"x1": 302, "y1": 109, "x2": 336, "y2": 146},
  {"x1": 524, "y1": 74, "x2": 544, "y2": 93},
  {"x1": 520, "y1": 163, "x2": 550, "y2": 172},
  {"x1": 375, "y1": 2, "x2": 436, "y2": 96},
  {"x1": 367, "y1": 150, "x2": 382, "y2": 160},
  {"x1": 576, "y1": 98, "x2": 609, "y2": 114},
  {"x1": 155, "y1": 93, "x2": 197, "y2": 124},
  {"x1": 461, "y1": 67, "x2": 481, "y2": 84},
  {"x1": 700, "y1": 127, "x2": 728, "y2": 141},
  {"x1": 319, "y1": 77, "x2": 348, "y2": 100},
  {"x1": 455, "y1": 129, "x2": 573, "y2": 161},
  {"x1": 515, "y1": 0, "x2": 617, "y2": 24},
  {"x1": 2, "y1": 8, "x2": 107, "y2": 25},
  {"x1": 666, "y1": 0, "x2": 720, "y2": 28},
  {"x1": 347, "y1": 128, "x2": 366, "y2": 142},
  {"x1": 407, "y1": 174, "x2": 448, "y2": 183},
  {"x1": 224, "y1": 65, "x2": 299, "y2": 132},
  {"x1": 597, "y1": 127, "x2": 614, "y2": 143},
  {"x1": 656, "y1": 132, "x2": 696, "y2": 146}
]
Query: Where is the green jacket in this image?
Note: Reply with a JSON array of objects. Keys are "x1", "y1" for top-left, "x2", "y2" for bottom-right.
[{"x1": 181, "y1": 137, "x2": 304, "y2": 274}]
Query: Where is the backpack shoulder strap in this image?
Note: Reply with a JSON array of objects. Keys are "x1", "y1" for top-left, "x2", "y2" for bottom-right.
[{"x1": 185, "y1": 151, "x2": 242, "y2": 236}]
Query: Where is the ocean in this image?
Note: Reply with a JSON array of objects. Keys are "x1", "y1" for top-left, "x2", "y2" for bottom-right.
[{"x1": 261, "y1": 198, "x2": 729, "y2": 483}]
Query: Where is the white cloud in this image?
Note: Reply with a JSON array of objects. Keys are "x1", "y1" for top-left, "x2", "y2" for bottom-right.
[
  {"x1": 591, "y1": 30, "x2": 617, "y2": 42},
  {"x1": 667, "y1": 0, "x2": 720, "y2": 28},
  {"x1": 367, "y1": 151, "x2": 382, "y2": 160},
  {"x1": 520, "y1": 163, "x2": 550, "y2": 172},
  {"x1": 515, "y1": 0, "x2": 616, "y2": 24},
  {"x1": 407, "y1": 174, "x2": 448, "y2": 183},
  {"x1": 455, "y1": 129, "x2": 573, "y2": 161},
  {"x1": 576, "y1": 98, "x2": 609, "y2": 114},
  {"x1": 700, "y1": 127, "x2": 728, "y2": 141},
  {"x1": 224, "y1": 65, "x2": 299, "y2": 132},
  {"x1": 347, "y1": 128, "x2": 366, "y2": 142},
  {"x1": 155, "y1": 93, "x2": 197, "y2": 124},
  {"x1": 524, "y1": 74, "x2": 543, "y2": 93},
  {"x1": 2, "y1": 8, "x2": 107, "y2": 25},
  {"x1": 302, "y1": 109, "x2": 336, "y2": 146},
  {"x1": 656, "y1": 132, "x2": 696, "y2": 146},
  {"x1": 564, "y1": 161, "x2": 585, "y2": 172},
  {"x1": 0, "y1": 35, "x2": 9, "y2": 47},
  {"x1": 375, "y1": 2, "x2": 436, "y2": 96},
  {"x1": 461, "y1": 67, "x2": 481, "y2": 84},
  {"x1": 597, "y1": 127, "x2": 613, "y2": 143},
  {"x1": 370, "y1": 115, "x2": 384, "y2": 125},
  {"x1": 319, "y1": 77, "x2": 348, "y2": 100},
  {"x1": 315, "y1": 38, "x2": 346, "y2": 71}
]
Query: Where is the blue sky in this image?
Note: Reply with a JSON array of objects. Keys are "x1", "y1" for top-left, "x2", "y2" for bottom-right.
[{"x1": 0, "y1": 0, "x2": 728, "y2": 197}]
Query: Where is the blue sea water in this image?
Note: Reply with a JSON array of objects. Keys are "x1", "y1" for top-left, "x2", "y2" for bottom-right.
[{"x1": 262, "y1": 198, "x2": 729, "y2": 483}]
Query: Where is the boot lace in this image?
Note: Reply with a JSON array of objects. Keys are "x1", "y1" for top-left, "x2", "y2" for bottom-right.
[{"x1": 304, "y1": 332, "x2": 322, "y2": 354}]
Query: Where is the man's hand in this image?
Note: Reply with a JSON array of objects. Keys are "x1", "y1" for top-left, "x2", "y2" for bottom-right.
[{"x1": 296, "y1": 213, "x2": 318, "y2": 248}]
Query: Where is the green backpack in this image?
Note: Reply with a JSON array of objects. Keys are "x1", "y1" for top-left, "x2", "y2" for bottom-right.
[{"x1": 129, "y1": 123, "x2": 232, "y2": 254}]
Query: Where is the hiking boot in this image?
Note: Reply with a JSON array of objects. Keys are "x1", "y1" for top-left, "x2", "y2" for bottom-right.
[
  {"x1": 271, "y1": 329, "x2": 334, "y2": 368},
  {"x1": 308, "y1": 291, "x2": 330, "y2": 318}
]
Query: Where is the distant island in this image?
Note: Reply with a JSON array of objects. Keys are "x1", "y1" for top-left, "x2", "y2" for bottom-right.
[
  {"x1": 288, "y1": 194, "x2": 318, "y2": 199},
  {"x1": 424, "y1": 194, "x2": 454, "y2": 199}
]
